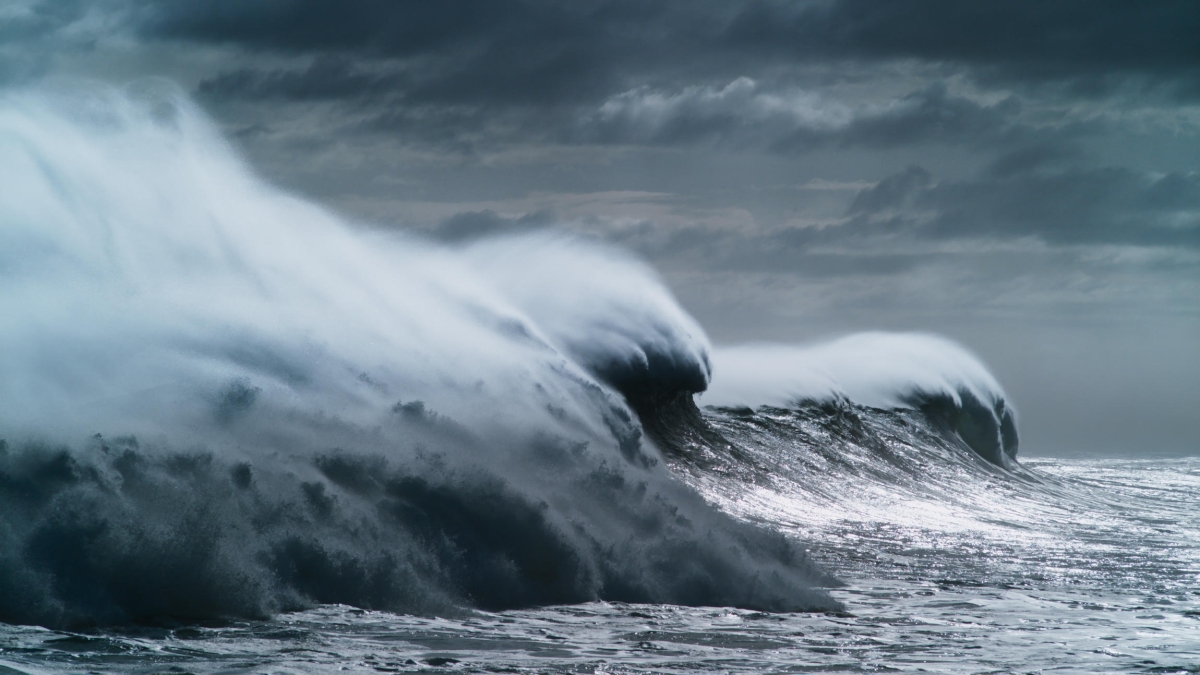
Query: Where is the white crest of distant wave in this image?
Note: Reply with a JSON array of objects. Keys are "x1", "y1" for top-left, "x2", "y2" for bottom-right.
[{"x1": 703, "y1": 333, "x2": 1011, "y2": 413}]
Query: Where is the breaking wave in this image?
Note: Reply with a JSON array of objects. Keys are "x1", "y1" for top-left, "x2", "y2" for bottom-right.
[
  {"x1": 0, "y1": 83, "x2": 1021, "y2": 629},
  {"x1": 703, "y1": 335, "x2": 1019, "y2": 467},
  {"x1": 0, "y1": 83, "x2": 834, "y2": 627}
]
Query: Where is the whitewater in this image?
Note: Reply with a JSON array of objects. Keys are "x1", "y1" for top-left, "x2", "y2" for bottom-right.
[{"x1": 0, "y1": 85, "x2": 1196, "y2": 674}]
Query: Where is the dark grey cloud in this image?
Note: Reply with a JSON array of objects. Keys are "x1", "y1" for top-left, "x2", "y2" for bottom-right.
[
  {"x1": 142, "y1": 1, "x2": 513, "y2": 56},
  {"x1": 783, "y1": 85, "x2": 1022, "y2": 150},
  {"x1": 985, "y1": 143, "x2": 1085, "y2": 180},
  {"x1": 0, "y1": 0, "x2": 96, "y2": 85},
  {"x1": 143, "y1": 0, "x2": 667, "y2": 107},
  {"x1": 724, "y1": 0, "x2": 1200, "y2": 97},
  {"x1": 848, "y1": 165, "x2": 1200, "y2": 248},
  {"x1": 416, "y1": 156, "x2": 1199, "y2": 286},
  {"x1": 660, "y1": 162, "x2": 1196, "y2": 257},
  {"x1": 57, "y1": 0, "x2": 1170, "y2": 161},
  {"x1": 577, "y1": 80, "x2": 1039, "y2": 151},
  {"x1": 204, "y1": 64, "x2": 1052, "y2": 154},
  {"x1": 0, "y1": 0, "x2": 87, "y2": 42},
  {"x1": 197, "y1": 56, "x2": 404, "y2": 102},
  {"x1": 138, "y1": 0, "x2": 1200, "y2": 105},
  {"x1": 484, "y1": 161, "x2": 1198, "y2": 281},
  {"x1": 847, "y1": 166, "x2": 933, "y2": 215},
  {"x1": 430, "y1": 209, "x2": 555, "y2": 243}
]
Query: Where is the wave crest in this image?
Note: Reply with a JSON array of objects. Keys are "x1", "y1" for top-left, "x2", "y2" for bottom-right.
[{"x1": 703, "y1": 334, "x2": 1018, "y2": 466}]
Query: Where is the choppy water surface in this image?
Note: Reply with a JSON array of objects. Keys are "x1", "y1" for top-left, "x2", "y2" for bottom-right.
[{"x1": 3, "y1": 456, "x2": 1196, "y2": 674}]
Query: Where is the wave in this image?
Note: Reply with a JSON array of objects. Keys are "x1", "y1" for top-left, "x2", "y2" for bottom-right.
[
  {"x1": 0, "y1": 83, "x2": 1023, "y2": 629},
  {"x1": 0, "y1": 83, "x2": 834, "y2": 627},
  {"x1": 701, "y1": 335, "x2": 1019, "y2": 467}
]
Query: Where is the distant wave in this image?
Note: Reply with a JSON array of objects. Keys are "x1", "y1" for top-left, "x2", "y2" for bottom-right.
[{"x1": 702, "y1": 335, "x2": 1019, "y2": 467}]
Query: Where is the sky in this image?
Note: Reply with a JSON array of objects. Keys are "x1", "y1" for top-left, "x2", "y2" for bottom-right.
[{"x1": 3, "y1": 0, "x2": 1198, "y2": 456}]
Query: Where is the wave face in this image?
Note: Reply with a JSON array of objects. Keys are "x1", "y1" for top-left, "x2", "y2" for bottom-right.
[
  {"x1": 701, "y1": 335, "x2": 1019, "y2": 468},
  {"x1": 0, "y1": 84, "x2": 837, "y2": 627}
]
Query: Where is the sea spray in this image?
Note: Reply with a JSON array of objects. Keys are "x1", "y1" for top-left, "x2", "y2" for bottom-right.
[{"x1": 0, "y1": 83, "x2": 839, "y2": 626}]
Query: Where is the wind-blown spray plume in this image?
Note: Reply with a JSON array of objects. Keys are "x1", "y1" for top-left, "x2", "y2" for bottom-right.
[{"x1": 0, "y1": 84, "x2": 838, "y2": 627}]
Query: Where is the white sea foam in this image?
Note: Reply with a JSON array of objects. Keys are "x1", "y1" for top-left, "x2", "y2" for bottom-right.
[{"x1": 704, "y1": 333, "x2": 1010, "y2": 412}]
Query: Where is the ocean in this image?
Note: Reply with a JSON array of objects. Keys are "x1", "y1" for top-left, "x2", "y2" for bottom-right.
[
  {"x1": 2, "y1": 446, "x2": 1196, "y2": 674},
  {"x1": 1, "y1": 85, "x2": 1196, "y2": 674}
]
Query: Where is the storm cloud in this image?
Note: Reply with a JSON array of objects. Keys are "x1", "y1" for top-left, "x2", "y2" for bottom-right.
[{"x1": 135, "y1": 1, "x2": 1200, "y2": 102}]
